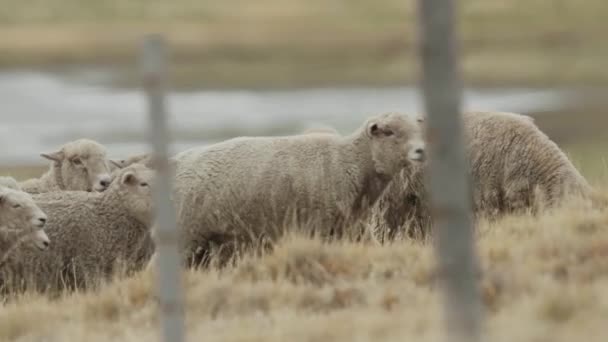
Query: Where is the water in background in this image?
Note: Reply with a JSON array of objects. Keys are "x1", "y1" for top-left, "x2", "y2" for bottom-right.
[{"x1": 0, "y1": 70, "x2": 579, "y2": 166}]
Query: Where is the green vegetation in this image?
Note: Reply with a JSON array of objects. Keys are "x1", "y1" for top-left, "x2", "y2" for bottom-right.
[{"x1": 0, "y1": 0, "x2": 607, "y2": 88}]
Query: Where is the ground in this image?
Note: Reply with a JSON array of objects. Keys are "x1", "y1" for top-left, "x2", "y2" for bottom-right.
[{"x1": 1, "y1": 195, "x2": 607, "y2": 341}]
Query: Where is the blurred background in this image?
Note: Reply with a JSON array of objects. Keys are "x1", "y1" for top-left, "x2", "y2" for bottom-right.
[{"x1": 0, "y1": 0, "x2": 606, "y2": 185}]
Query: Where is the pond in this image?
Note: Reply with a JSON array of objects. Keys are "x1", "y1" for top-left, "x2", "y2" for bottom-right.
[{"x1": 0, "y1": 70, "x2": 579, "y2": 165}]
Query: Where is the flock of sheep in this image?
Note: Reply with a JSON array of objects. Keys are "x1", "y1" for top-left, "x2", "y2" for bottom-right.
[{"x1": 0, "y1": 110, "x2": 592, "y2": 295}]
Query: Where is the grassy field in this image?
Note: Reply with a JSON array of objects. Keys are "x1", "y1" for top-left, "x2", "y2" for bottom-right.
[
  {"x1": 1, "y1": 114, "x2": 607, "y2": 341},
  {"x1": 1, "y1": 198, "x2": 608, "y2": 341},
  {"x1": 0, "y1": 0, "x2": 607, "y2": 88}
]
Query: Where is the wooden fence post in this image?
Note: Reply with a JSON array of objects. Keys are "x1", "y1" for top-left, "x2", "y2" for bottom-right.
[
  {"x1": 417, "y1": 1, "x2": 484, "y2": 341},
  {"x1": 140, "y1": 34, "x2": 185, "y2": 342}
]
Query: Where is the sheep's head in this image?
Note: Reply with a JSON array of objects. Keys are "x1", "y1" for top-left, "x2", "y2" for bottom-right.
[
  {"x1": 366, "y1": 112, "x2": 426, "y2": 177},
  {"x1": 41, "y1": 139, "x2": 112, "y2": 192},
  {"x1": 112, "y1": 163, "x2": 156, "y2": 226},
  {"x1": 0, "y1": 187, "x2": 50, "y2": 250}
]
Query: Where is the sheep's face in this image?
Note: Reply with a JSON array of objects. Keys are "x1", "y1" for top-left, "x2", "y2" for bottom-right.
[
  {"x1": 0, "y1": 188, "x2": 50, "y2": 250},
  {"x1": 367, "y1": 112, "x2": 426, "y2": 176},
  {"x1": 115, "y1": 164, "x2": 156, "y2": 226},
  {"x1": 41, "y1": 139, "x2": 112, "y2": 192}
]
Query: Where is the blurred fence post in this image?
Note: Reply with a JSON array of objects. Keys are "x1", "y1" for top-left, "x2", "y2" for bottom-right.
[
  {"x1": 417, "y1": 1, "x2": 484, "y2": 341},
  {"x1": 140, "y1": 34, "x2": 185, "y2": 342}
]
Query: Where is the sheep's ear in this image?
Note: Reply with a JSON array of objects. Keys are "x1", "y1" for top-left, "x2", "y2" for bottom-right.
[
  {"x1": 40, "y1": 150, "x2": 64, "y2": 162},
  {"x1": 110, "y1": 160, "x2": 124, "y2": 169},
  {"x1": 121, "y1": 171, "x2": 137, "y2": 186},
  {"x1": 367, "y1": 122, "x2": 393, "y2": 137}
]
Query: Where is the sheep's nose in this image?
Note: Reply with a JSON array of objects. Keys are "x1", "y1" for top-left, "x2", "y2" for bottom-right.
[
  {"x1": 97, "y1": 175, "x2": 112, "y2": 190},
  {"x1": 42, "y1": 240, "x2": 50, "y2": 248},
  {"x1": 38, "y1": 217, "x2": 46, "y2": 224},
  {"x1": 409, "y1": 145, "x2": 426, "y2": 163}
]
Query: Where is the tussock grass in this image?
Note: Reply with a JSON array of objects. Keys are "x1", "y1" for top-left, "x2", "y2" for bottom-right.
[{"x1": 1, "y1": 194, "x2": 608, "y2": 341}]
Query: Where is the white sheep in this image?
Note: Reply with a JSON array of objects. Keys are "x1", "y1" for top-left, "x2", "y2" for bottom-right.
[
  {"x1": 0, "y1": 176, "x2": 21, "y2": 191},
  {"x1": 0, "y1": 164, "x2": 156, "y2": 293},
  {"x1": 0, "y1": 185, "x2": 50, "y2": 265},
  {"x1": 300, "y1": 125, "x2": 340, "y2": 135},
  {"x1": 19, "y1": 139, "x2": 113, "y2": 194},
  {"x1": 110, "y1": 152, "x2": 155, "y2": 171},
  {"x1": 373, "y1": 110, "x2": 592, "y2": 240},
  {"x1": 464, "y1": 111, "x2": 591, "y2": 214},
  {"x1": 168, "y1": 112, "x2": 426, "y2": 266}
]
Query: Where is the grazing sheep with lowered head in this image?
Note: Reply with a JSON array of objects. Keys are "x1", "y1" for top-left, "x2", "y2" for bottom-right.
[{"x1": 373, "y1": 110, "x2": 592, "y2": 240}]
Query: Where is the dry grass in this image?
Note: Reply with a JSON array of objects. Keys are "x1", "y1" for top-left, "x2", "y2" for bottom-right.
[
  {"x1": 1, "y1": 107, "x2": 606, "y2": 340},
  {"x1": 1, "y1": 197, "x2": 608, "y2": 341},
  {"x1": 0, "y1": 0, "x2": 607, "y2": 88}
]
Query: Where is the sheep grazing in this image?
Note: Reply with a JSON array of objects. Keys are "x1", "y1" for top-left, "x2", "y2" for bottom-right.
[
  {"x1": 0, "y1": 164, "x2": 156, "y2": 293},
  {"x1": 19, "y1": 139, "x2": 113, "y2": 194},
  {"x1": 0, "y1": 185, "x2": 50, "y2": 264},
  {"x1": 374, "y1": 111, "x2": 592, "y2": 240},
  {"x1": 169, "y1": 112, "x2": 426, "y2": 266},
  {"x1": 464, "y1": 111, "x2": 591, "y2": 215}
]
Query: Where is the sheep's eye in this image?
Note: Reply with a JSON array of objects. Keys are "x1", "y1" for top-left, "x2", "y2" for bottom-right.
[
  {"x1": 72, "y1": 158, "x2": 83, "y2": 165},
  {"x1": 140, "y1": 182, "x2": 149, "y2": 187},
  {"x1": 12, "y1": 204, "x2": 21, "y2": 209}
]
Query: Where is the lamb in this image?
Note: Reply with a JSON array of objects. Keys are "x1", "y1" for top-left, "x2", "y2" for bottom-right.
[
  {"x1": 374, "y1": 110, "x2": 592, "y2": 239},
  {"x1": 0, "y1": 185, "x2": 50, "y2": 265},
  {"x1": 110, "y1": 152, "x2": 155, "y2": 171},
  {"x1": 19, "y1": 139, "x2": 113, "y2": 194},
  {"x1": 0, "y1": 164, "x2": 156, "y2": 293},
  {"x1": 168, "y1": 112, "x2": 426, "y2": 266}
]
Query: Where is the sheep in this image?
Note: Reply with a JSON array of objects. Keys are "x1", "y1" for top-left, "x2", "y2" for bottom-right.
[
  {"x1": 464, "y1": 111, "x2": 591, "y2": 214},
  {"x1": 167, "y1": 112, "x2": 426, "y2": 267},
  {"x1": 0, "y1": 176, "x2": 21, "y2": 191},
  {"x1": 297, "y1": 123, "x2": 431, "y2": 241},
  {"x1": 373, "y1": 110, "x2": 592, "y2": 239},
  {"x1": 19, "y1": 139, "x2": 113, "y2": 194},
  {"x1": 0, "y1": 164, "x2": 156, "y2": 293},
  {"x1": 110, "y1": 152, "x2": 155, "y2": 171},
  {"x1": 0, "y1": 185, "x2": 50, "y2": 265},
  {"x1": 300, "y1": 125, "x2": 340, "y2": 135}
]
